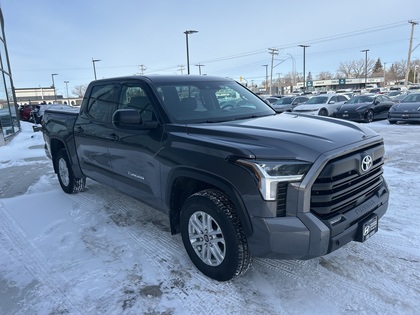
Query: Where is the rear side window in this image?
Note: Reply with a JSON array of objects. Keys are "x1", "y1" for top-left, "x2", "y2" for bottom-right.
[{"x1": 86, "y1": 84, "x2": 119, "y2": 122}]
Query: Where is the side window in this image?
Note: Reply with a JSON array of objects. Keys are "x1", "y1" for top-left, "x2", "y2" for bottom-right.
[
  {"x1": 86, "y1": 84, "x2": 119, "y2": 122},
  {"x1": 119, "y1": 85, "x2": 156, "y2": 121},
  {"x1": 338, "y1": 95, "x2": 346, "y2": 102}
]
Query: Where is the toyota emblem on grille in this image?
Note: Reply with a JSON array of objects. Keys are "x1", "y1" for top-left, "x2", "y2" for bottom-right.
[{"x1": 361, "y1": 155, "x2": 373, "y2": 172}]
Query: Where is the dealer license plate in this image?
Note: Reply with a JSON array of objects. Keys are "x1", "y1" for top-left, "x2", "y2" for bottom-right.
[{"x1": 357, "y1": 214, "x2": 378, "y2": 242}]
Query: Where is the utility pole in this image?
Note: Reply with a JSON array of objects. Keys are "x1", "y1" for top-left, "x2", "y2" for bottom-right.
[
  {"x1": 195, "y1": 63, "x2": 205, "y2": 75},
  {"x1": 405, "y1": 20, "x2": 418, "y2": 87},
  {"x1": 178, "y1": 65, "x2": 185, "y2": 75},
  {"x1": 262, "y1": 65, "x2": 268, "y2": 92},
  {"x1": 268, "y1": 48, "x2": 279, "y2": 94},
  {"x1": 139, "y1": 64, "x2": 147, "y2": 75}
]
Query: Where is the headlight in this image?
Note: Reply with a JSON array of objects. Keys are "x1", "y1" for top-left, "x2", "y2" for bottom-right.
[{"x1": 237, "y1": 159, "x2": 312, "y2": 200}]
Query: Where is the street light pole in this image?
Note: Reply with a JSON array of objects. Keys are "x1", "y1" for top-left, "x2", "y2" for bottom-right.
[
  {"x1": 184, "y1": 30, "x2": 198, "y2": 75},
  {"x1": 361, "y1": 49, "x2": 369, "y2": 88},
  {"x1": 92, "y1": 58, "x2": 101, "y2": 80},
  {"x1": 299, "y1": 45, "x2": 310, "y2": 91},
  {"x1": 51, "y1": 73, "x2": 58, "y2": 102},
  {"x1": 64, "y1": 81, "x2": 69, "y2": 101}
]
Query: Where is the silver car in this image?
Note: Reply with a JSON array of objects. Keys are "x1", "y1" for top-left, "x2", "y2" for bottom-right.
[{"x1": 293, "y1": 94, "x2": 349, "y2": 116}]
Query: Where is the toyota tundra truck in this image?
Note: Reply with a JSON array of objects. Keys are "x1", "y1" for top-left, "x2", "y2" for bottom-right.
[{"x1": 42, "y1": 75, "x2": 389, "y2": 281}]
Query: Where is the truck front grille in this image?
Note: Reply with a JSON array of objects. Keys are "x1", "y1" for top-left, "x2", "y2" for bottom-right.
[{"x1": 311, "y1": 142, "x2": 385, "y2": 218}]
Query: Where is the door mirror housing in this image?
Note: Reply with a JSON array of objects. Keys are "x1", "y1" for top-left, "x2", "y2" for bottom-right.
[{"x1": 112, "y1": 109, "x2": 158, "y2": 130}]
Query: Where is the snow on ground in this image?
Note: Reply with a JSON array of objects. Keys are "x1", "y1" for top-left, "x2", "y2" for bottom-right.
[{"x1": 0, "y1": 121, "x2": 419, "y2": 315}]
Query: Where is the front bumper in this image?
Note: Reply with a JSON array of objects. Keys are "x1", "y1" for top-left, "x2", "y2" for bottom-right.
[
  {"x1": 336, "y1": 112, "x2": 365, "y2": 122},
  {"x1": 247, "y1": 180, "x2": 389, "y2": 259},
  {"x1": 388, "y1": 112, "x2": 420, "y2": 123}
]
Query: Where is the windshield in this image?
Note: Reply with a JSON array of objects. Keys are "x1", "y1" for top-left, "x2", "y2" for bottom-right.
[
  {"x1": 273, "y1": 97, "x2": 293, "y2": 105},
  {"x1": 155, "y1": 80, "x2": 275, "y2": 123},
  {"x1": 347, "y1": 95, "x2": 374, "y2": 104},
  {"x1": 305, "y1": 96, "x2": 329, "y2": 104}
]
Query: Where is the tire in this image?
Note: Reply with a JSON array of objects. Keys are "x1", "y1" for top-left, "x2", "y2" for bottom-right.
[
  {"x1": 388, "y1": 120, "x2": 396, "y2": 124},
  {"x1": 180, "y1": 189, "x2": 251, "y2": 281},
  {"x1": 318, "y1": 109, "x2": 328, "y2": 116},
  {"x1": 55, "y1": 149, "x2": 86, "y2": 194},
  {"x1": 365, "y1": 110, "x2": 374, "y2": 123}
]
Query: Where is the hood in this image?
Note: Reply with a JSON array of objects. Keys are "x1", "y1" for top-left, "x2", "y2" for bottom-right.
[
  {"x1": 293, "y1": 104, "x2": 323, "y2": 111},
  {"x1": 338, "y1": 102, "x2": 371, "y2": 111},
  {"x1": 181, "y1": 113, "x2": 379, "y2": 163},
  {"x1": 392, "y1": 102, "x2": 420, "y2": 111}
]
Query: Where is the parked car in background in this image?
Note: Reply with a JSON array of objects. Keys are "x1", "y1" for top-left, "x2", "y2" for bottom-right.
[
  {"x1": 368, "y1": 88, "x2": 388, "y2": 94},
  {"x1": 292, "y1": 94, "x2": 349, "y2": 116},
  {"x1": 391, "y1": 94, "x2": 409, "y2": 103},
  {"x1": 388, "y1": 93, "x2": 420, "y2": 124},
  {"x1": 408, "y1": 85, "x2": 420, "y2": 93},
  {"x1": 18, "y1": 104, "x2": 36, "y2": 121},
  {"x1": 387, "y1": 91, "x2": 407, "y2": 99},
  {"x1": 270, "y1": 96, "x2": 309, "y2": 113},
  {"x1": 335, "y1": 94, "x2": 394, "y2": 123},
  {"x1": 260, "y1": 95, "x2": 282, "y2": 105}
]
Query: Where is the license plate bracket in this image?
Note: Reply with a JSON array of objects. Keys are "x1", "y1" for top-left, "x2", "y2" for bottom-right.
[{"x1": 356, "y1": 214, "x2": 378, "y2": 242}]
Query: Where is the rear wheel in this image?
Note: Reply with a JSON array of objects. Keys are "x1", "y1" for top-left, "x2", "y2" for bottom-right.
[
  {"x1": 55, "y1": 149, "x2": 86, "y2": 194},
  {"x1": 180, "y1": 189, "x2": 251, "y2": 281}
]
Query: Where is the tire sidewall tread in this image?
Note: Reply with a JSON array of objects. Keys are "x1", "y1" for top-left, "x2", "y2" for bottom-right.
[{"x1": 180, "y1": 189, "x2": 251, "y2": 281}]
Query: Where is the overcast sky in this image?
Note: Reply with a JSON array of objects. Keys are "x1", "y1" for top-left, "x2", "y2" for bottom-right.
[{"x1": 1, "y1": 0, "x2": 420, "y2": 95}]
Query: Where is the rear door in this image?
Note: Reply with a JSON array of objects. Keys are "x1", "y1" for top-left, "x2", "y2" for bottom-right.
[
  {"x1": 107, "y1": 81, "x2": 164, "y2": 208},
  {"x1": 74, "y1": 83, "x2": 119, "y2": 185}
]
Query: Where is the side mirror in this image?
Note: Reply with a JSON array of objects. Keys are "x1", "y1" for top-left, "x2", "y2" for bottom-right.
[
  {"x1": 112, "y1": 109, "x2": 158, "y2": 130},
  {"x1": 329, "y1": 101, "x2": 336, "y2": 104}
]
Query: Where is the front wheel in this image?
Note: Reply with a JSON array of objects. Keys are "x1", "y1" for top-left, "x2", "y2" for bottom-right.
[
  {"x1": 318, "y1": 109, "x2": 328, "y2": 116},
  {"x1": 180, "y1": 189, "x2": 251, "y2": 281},
  {"x1": 55, "y1": 149, "x2": 86, "y2": 194},
  {"x1": 365, "y1": 110, "x2": 374, "y2": 123}
]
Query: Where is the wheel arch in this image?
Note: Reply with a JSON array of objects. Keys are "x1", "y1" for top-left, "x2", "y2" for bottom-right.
[
  {"x1": 167, "y1": 168, "x2": 253, "y2": 237},
  {"x1": 49, "y1": 137, "x2": 84, "y2": 179},
  {"x1": 318, "y1": 107, "x2": 329, "y2": 116}
]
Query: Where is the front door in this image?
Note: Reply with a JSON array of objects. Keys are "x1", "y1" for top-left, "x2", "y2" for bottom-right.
[{"x1": 107, "y1": 82, "x2": 164, "y2": 208}]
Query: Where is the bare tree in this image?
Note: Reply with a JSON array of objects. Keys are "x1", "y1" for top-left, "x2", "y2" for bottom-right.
[
  {"x1": 337, "y1": 58, "x2": 375, "y2": 78},
  {"x1": 316, "y1": 71, "x2": 334, "y2": 80},
  {"x1": 72, "y1": 84, "x2": 88, "y2": 98}
]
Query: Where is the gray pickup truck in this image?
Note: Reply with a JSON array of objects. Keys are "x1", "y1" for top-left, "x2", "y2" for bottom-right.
[{"x1": 42, "y1": 75, "x2": 389, "y2": 281}]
